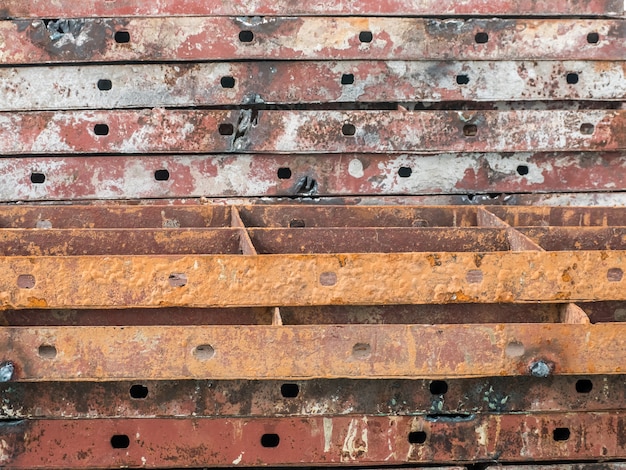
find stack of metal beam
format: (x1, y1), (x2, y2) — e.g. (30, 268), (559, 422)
(1, 1), (626, 468)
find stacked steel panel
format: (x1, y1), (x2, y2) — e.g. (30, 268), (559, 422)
(1, 1), (626, 469)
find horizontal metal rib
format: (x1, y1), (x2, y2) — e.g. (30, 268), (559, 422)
(2, 413), (626, 467)
(2, 376), (623, 419)
(4, 323), (626, 380)
(0, 110), (623, 155)
(1, 18), (623, 64)
(2, 0), (622, 17)
(2, 61), (626, 111)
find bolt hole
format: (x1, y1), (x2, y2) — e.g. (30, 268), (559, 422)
(38, 344), (57, 359)
(320, 272), (337, 286)
(277, 167), (292, 179)
(566, 73), (579, 84)
(475, 32), (489, 43)
(359, 31), (373, 43)
(17, 274), (36, 289)
(575, 379), (593, 394)
(342, 124), (356, 136)
(110, 435), (130, 449)
(30, 172), (46, 184)
(352, 343), (371, 359)
(341, 73), (355, 85)
(280, 383), (300, 398)
(429, 380), (448, 395)
(194, 344), (215, 360)
(456, 74), (470, 85)
(114, 31), (130, 43)
(398, 167), (412, 178)
(553, 428), (571, 441)
(408, 431), (427, 444)
(220, 76), (236, 88)
(219, 123), (234, 135)
(289, 219), (306, 228)
(94, 124), (109, 136)
(466, 269), (483, 283)
(239, 30), (254, 42)
(154, 169), (170, 181)
(516, 165), (529, 176)
(168, 273), (187, 287)
(129, 384), (149, 399)
(261, 433), (280, 448)
(463, 124), (477, 136)
(587, 32), (600, 44)
(580, 123), (595, 135)
(97, 79), (112, 91)
(607, 268), (623, 282)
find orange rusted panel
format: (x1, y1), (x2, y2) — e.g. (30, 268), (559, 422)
(1, 323), (625, 380)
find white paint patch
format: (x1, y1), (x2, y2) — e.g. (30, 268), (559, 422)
(0, 439), (10, 464)
(341, 417), (368, 461)
(232, 452), (244, 465)
(323, 417), (333, 452)
(348, 158), (364, 178)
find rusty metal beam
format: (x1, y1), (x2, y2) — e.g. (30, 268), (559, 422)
(2, 413), (626, 467)
(5, 152), (626, 201)
(1, 251), (626, 307)
(2, 323), (626, 380)
(1, 18), (624, 65)
(2, 0), (622, 17)
(1, 110), (623, 155)
(2, 376), (624, 419)
(2, 61), (626, 111)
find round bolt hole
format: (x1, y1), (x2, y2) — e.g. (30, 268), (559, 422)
(277, 167), (292, 179)
(94, 124), (109, 136)
(342, 124), (356, 136)
(475, 32), (489, 43)
(341, 73), (355, 85)
(398, 167), (412, 178)
(575, 379), (593, 394)
(220, 76), (236, 88)
(319, 272), (337, 286)
(38, 344), (57, 359)
(261, 433), (280, 448)
(110, 434), (130, 449)
(587, 32), (599, 44)
(17, 274), (36, 289)
(194, 344), (215, 360)
(129, 384), (149, 399)
(505, 341), (525, 357)
(114, 31), (130, 43)
(359, 31), (373, 43)
(607, 268), (623, 282)
(456, 74), (470, 85)
(580, 123), (595, 135)
(566, 73), (579, 84)
(97, 79), (112, 91)
(30, 172), (46, 184)
(352, 343), (371, 359)
(553, 428), (570, 441)
(239, 30), (254, 42)
(463, 124), (478, 136)
(219, 123), (234, 136)
(429, 380), (448, 395)
(408, 431), (427, 444)
(154, 169), (170, 181)
(280, 383), (300, 398)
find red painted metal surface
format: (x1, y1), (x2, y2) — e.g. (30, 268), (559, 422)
(2, 152), (625, 201)
(2, 0), (622, 17)
(1, 18), (624, 64)
(2, 413), (626, 467)
(2, 61), (626, 111)
(0, 109), (623, 155)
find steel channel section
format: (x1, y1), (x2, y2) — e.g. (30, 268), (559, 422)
(2, 323), (626, 380)
(0, 110), (623, 154)
(2, 61), (626, 111)
(3, 413), (626, 467)
(0, 18), (624, 64)
(1, 377), (625, 418)
(2, 153), (626, 201)
(1, 0), (622, 17)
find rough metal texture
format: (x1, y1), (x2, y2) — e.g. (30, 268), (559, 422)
(2, 152), (626, 201)
(2, 61), (626, 111)
(1, 18), (624, 64)
(0, 109), (623, 155)
(2, 0), (623, 17)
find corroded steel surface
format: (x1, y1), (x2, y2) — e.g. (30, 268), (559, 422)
(0, 110), (623, 155)
(2, 0), (622, 17)
(2, 376), (624, 418)
(2, 323), (626, 380)
(3, 413), (626, 467)
(3, 61), (626, 111)
(5, 152), (626, 201)
(1, 18), (624, 64)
